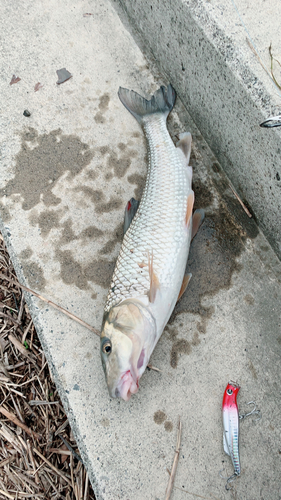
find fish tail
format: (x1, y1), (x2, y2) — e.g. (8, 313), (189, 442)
(118, 84), (176, 124)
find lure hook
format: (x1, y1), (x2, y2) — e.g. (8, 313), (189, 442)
(239, 401), (261, 421)
(225, 472), (239, 491)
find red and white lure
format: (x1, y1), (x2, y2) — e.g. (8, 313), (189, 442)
(222, 381), (241, 488)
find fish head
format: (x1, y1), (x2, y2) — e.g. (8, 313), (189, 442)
(100, 300), (156, 401)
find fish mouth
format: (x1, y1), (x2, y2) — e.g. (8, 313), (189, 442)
(115, 370), (139, 401)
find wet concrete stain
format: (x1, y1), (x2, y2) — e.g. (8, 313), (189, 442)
(153, 411), (173, 432)
(37, 210), (61, 237)
(19, 246), (46, 291)
(32, 209), (104, 244)
(164, 421), (173, 432)
(166, 326), (201, 368)
(98, 222), (123, 255)
(170, 339), (191, 369)
(192, 178), (214, 209)
(0, 128), (95, 214)
(100, 417), (110, 427)
(167, 176), (259, 368)
(127, 173), (146, 200)
(54, 218), (120, 290)
(74, 186), (122, 214)
(244, 294), (255, 306)
(94, 93), (110, 124)
(19, 247), (33, 260)
(21, 261), (46, 291)
(153, 410), (167, 424)
(0, 203), (11, 223)
(98, 144), (138, 179)
(56, 249), (88, 290)
(248, 359), (257, 379)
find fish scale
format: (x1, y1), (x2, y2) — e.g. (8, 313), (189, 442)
(104, 113), (191, 315)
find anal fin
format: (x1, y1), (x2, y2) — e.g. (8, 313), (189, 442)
(191, 209), (205, 240)
(176, 132), (192, 164)
(177, 273), (192, 302)
(185, 191), (194, 226)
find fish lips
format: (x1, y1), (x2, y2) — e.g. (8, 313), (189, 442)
(114, 369), (139, 401)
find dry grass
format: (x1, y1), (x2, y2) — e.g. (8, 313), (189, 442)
(0, 233), (96, 500)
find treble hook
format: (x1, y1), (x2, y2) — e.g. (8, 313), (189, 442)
(225, 472), (239, 491)
(239, 401), (261, 421)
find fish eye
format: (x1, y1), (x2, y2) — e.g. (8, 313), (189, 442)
(102, 339), (112, 355)
(227, 388), (233, 395)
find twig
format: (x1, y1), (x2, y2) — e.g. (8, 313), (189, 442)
(8, 334), (34, 360)
(84, 471), (89, 500)
(27, 439), (40, 485)
(246, 38), (273, 82)
(0, 489), (14, 499)
(48, 448), (72, 456)
(58, 434), (83, 463)
(29, 400), (59, 406)
(165, 418), (182, 500)
(228, 184), (252, 218)
(0, 455), (17, 467)
(0, 273), (100, 337)
(0, 311), (21, 326)
(0, 406), (41, 440)
(22, 319), (33, 345)
(269, 43), (281, 91)
(147, 364), (162, 372)
(33, 447), (72, 487)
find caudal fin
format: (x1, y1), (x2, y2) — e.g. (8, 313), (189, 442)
(118, 84), (176, 124)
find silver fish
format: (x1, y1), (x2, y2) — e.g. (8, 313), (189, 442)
(100, 85), (203, 400)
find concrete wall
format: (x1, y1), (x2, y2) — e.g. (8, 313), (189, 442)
(114, 0), (281, 259)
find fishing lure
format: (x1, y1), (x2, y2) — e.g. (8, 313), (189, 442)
(222, 381), (241, 488)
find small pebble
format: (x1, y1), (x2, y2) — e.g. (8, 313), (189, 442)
(23, 110), (31, 117)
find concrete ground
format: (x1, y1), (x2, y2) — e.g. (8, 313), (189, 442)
(0, 1), (280, 500)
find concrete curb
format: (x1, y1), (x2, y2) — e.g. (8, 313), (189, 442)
(113, 0), (281, 259)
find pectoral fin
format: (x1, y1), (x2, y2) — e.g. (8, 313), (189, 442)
(124, 198), (139, 234)
(177, 273), (192, 302)
(191, 209), (205, 240)
(148, 251), (160, 303)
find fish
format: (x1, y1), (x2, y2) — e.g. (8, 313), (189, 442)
(100, 84), (204, 401)
(222, 381), (241, 482)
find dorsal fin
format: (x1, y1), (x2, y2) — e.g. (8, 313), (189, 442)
(177, 273), (192, 302)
